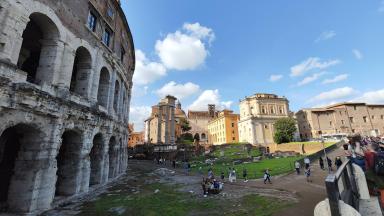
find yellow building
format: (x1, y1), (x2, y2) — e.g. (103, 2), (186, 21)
(207, 110), (240, 145)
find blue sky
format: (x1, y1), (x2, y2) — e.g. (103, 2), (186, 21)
(122, 0), (384, 131)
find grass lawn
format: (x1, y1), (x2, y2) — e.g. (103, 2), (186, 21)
(191, 156), (302, 179)
(79, 183), (292, 216)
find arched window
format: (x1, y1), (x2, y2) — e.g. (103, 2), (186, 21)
(113, 80), (120, 112)
(97, 67), (110, 108)
(17, 13), (59, 85)
(201, 133), (206, 140)
(70, 47), (92, 97)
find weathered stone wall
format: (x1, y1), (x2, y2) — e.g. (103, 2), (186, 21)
(0, 0), (134, 214)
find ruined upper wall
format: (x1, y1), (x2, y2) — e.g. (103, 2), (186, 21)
(34, 0), (135, 74)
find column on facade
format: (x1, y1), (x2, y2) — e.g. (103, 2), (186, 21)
(164, 105), (170, 144)
(108, 71), (117, 114)
(157, 104), (163, 143)
(251, 121), (257, 145)
(170, 105), (175, 145)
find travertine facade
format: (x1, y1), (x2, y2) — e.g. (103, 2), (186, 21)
(188, 104), (218, 144)
(0, 0), (135, 214)
(207, 110), (240, 145)
(145, 96), (183, 144)
(238, 93), (290, 146)
(296, 102), (384, 140)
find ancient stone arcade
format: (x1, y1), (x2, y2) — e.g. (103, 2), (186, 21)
(0, 0), (135, 214)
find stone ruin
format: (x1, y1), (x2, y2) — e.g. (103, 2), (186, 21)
(0, 0), (135, 214)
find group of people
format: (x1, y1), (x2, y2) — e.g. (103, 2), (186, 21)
(294, 158), (312, 182)
(318, 156), (343, 171)
(202, 169), (224, 197)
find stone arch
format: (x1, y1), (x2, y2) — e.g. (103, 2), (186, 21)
(97, 67), (110, 108)
(113, 80), (120, 112)
(55, 130), (83, 197)
(201, 133), (206, 140)
(0, 123), (44, 212)
(108, 136), (118, 179)
(89, 133), (104, 186)
(70, 47), (92, 97)
(17, 12), (60, 85)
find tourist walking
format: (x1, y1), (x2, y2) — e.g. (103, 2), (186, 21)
(263, 169), (271, 184)
(319, 157), (324, 170)
(232, 168), (237, 182)
(208, 168), (214, 179)
(243, 168), (248, 182)
(335, 156), (343, 170)
(305, 167), (312, 182)
(327, 157), (333, 171)
(172, 160), (176, 169)
(295, 161), (301, 175)
(201, 178), (208, 197)
(304, 157), (310, 169)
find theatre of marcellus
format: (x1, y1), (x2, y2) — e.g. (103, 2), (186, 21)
(0, 0), (135, 214)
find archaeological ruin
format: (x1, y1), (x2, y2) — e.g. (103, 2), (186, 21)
(0, 0), (135, 214)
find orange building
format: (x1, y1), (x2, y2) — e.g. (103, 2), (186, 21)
(128, 124), (144, 147)
(207, 110), (240, 145)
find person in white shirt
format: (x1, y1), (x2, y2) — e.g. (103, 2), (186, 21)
(304, 157), (310, 169)
(295, 161), (301, 175)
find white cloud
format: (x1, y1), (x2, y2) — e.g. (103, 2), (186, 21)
(183, 23), (215, 43)
(133, 50), (167, 85)
(297, 72), (326, 86)
(309, 87), (356, 103)
(315, 30), (336, 43)
(353, 89), (384, 104)
(132, 85), (149, 98)
(155, 22), (214, 70)
(188, 89), (232, 111)
(129, 106), (152, 131)
(155, 81), (200, 100)
(290, 57), (340, 77)
(322, 74), (349, 84)
(269, 74), (283, 82)
(352, 49), (363, 60)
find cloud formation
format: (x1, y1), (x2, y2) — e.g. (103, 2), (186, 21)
(353, 89), (384, 104)
(297, 72), (326, 86)
(269, 74), (283, 82)
(155, 22), (214, 70)
(290, 57), (340, 77)
(352, 49), (363, 60)
(155, 81), (200, 100)
(129, 106), (152, 131)
(188, 89), (232, 111)
(315, 30), (336, 43)
(322, 74), (349, 84)
(309, 87), (356, 103)
(133, 50), (167, 85)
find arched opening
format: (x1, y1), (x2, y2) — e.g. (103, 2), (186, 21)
(0, 124), (43, 212)
(113, 80), (120, 112)
(55, 130), (82, 198)
(201, 133), (206, 140)
(108, 136), (118, 179)
(70, 47), (92, 97)
(97, 67), (110, 108)
(17, 13), (59, 85)
(89, 133), (103, 186)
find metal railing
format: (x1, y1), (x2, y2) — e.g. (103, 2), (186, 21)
(325, 159), (360, 216)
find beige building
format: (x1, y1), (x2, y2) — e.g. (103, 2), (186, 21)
(144, 96), (187, 144)
(188, 104), (218, 144)
(207, 110), (240, 145)
(238, 93), (290, 146)
(296, 102), (384, 140)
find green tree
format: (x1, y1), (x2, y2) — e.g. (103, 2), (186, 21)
(180, 118), (191, 132)
(273, 117), (297, 144)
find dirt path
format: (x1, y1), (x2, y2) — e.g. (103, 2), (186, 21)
(43, 146), (345, 216)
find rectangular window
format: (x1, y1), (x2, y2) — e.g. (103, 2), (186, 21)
(381, 115), (384, 120)
(363, 116), (367, 123)
(107, 7), (114, 18)
(354, 106), (357, 110)
(329, 121), (332, 126)
(349, 117), (354, 123)
(103, 28), (112, 46)
(341, 120), (344, 125)
(231, 123), (234, 127)
(88, 12), (97, 32)
(372, 115), (375, 120)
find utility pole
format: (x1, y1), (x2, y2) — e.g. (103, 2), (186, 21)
(317, 112), (330, 173)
